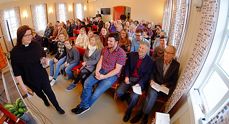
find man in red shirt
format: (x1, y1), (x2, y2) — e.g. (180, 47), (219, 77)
(71, 32), (126, 115)
(115, 41), (153, 122)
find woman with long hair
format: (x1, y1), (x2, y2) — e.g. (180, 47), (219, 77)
(10, 25), (65, 114)
(119, 29), (131, 52)
(66, 34), (103, 91)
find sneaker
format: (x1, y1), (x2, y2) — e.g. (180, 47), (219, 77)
(66, 83), (77, 91)
(74, 107), (90, 115)
(49, 76), (53, 81)
(50, 79), (56, 86)
(71, 105), (80, 113)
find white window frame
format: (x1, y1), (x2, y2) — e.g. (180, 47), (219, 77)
(0, 8), (20, 41)
(56, 3), (68, 22)
(31, 4), (47, 33)
(190, 0), (229, 123)
(75, 3), (84, 20)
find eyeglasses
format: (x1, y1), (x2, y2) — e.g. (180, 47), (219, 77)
(23, 34), (32, 37)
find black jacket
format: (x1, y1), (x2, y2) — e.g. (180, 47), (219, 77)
(125, 52), (153, 90)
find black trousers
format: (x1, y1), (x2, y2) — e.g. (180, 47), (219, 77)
(73, 68), (91, 86)
(29, 83), (61, 109)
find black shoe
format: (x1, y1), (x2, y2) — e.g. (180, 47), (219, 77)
(71, 105), (80, 113)
(130, 111), (143, 123)
(123, 111), (131, 122)
(74, 107), (90, 115)
(140, 114), (148, 124)
(56, 107), (65, 114)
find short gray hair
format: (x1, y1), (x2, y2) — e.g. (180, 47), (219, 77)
(167, 45), (177, 54)
(139, 41), (150, 48)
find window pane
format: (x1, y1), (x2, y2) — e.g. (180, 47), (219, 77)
(76, 3), (83, 20)
(202, 71), (228, 111)
(219, 38), (229, 75)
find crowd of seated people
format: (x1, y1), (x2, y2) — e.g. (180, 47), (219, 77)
(27, 14), (179, 124)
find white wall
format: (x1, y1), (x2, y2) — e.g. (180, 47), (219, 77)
(88, 0), (166, 24)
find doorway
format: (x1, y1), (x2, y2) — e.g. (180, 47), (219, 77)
(113, 6), (131, 20)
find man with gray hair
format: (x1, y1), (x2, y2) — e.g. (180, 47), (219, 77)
(130, 45), (180, 124)
(115, 41), (153, 122)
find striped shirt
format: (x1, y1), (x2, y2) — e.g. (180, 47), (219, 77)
(101, 46), (126, 76)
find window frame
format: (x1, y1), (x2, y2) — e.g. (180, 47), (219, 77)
(31, 3), (48, 33)
(197, 16), (229, 119)
(56, 3), (68, 22)
(0, 7), (21, 42)
(74, 3), (84, 20)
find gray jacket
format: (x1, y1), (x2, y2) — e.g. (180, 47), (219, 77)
(83, 49), (101, 72)
(66, 47), (80, 65)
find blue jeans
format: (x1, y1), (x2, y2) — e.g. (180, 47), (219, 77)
(60, 62), (78, 79)
(116, 77), (140, 112)
(142, 87), (158, 114)
(49, 56), (66, 79)
(80, 69), (118, 108)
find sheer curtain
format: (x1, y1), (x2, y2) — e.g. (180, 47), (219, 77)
(0, 7), (20, 42)
(75, 3), (84, 20)
(56, 3), (68, 22)
(31, 4), (47, 33)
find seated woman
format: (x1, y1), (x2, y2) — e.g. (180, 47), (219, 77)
(119, 29), (131, 53)
(50, 40), (80, 86)
(66, 35), (103, 91)
(49, 33), (67, 83)
(75, 27), (89, 49)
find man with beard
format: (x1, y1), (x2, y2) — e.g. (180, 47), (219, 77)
(71, 32), (126, 115)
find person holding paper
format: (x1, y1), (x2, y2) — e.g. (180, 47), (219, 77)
(130, 45), (180, 124)
(115, 41), (153, 122)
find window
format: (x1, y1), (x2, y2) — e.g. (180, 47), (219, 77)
(0, 8), (20, 41)
(75, 3), (83, 20)
(56, 3), (67, 22)
(31, 4), (47, 32)
(190, 1), (229, 122)
(218, 38), (229, 75)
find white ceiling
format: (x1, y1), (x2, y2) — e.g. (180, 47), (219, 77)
(0, 0), (19, 4)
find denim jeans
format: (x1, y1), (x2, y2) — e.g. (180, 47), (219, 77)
(80, 69), (118, 108)
(142, 87), (158, 114)
(116, 77), (140, 112)
(60, 62), (78, 79)
(49, 56), (66, 79)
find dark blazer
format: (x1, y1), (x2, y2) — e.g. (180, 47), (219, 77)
(151, 57), (180, 95)
(125, 52), (153, 90)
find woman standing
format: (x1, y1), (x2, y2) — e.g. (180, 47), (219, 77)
(66, 35), (103, 91)
(10, 25), (65, 114)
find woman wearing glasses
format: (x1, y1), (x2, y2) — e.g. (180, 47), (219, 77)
(10, 25), (65, 114)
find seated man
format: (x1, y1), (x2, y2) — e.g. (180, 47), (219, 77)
(130, 29), (149, 52)
(71, 32), (126, 115)
(130, 45), (180, 124)
(115, 41), (153, 122)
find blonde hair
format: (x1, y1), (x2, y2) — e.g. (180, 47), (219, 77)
(89, 34), (103, 50)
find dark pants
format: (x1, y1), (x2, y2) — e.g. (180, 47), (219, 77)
(116, 77), (140, 113)
(73, 68), (92, 85)
(30, 83), (61, 109)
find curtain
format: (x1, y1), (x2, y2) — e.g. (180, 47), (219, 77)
(56, 3), (68, 23)
(31, 4), (47, 33)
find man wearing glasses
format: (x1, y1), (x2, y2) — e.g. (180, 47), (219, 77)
(130, 45), (180, 124)
(130, 29), (150, 52)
